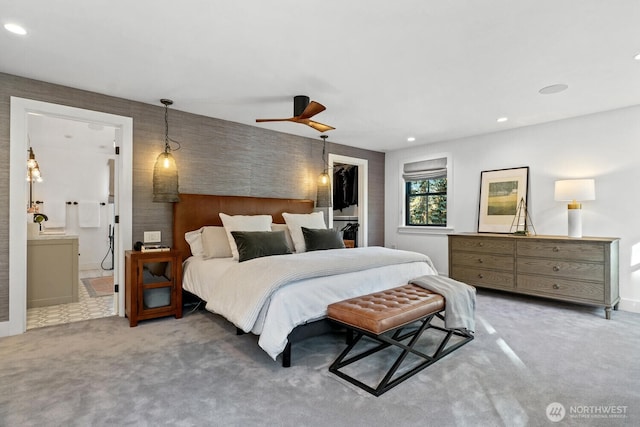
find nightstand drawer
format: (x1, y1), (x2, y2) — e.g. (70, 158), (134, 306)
(450, 237), (514, 254)
(516, 259), (604, 282)
(450, 252), (513, 271)
(450, 267), (514, 290)
(518, 275), (604, 302)
(517, 240), (604, 262)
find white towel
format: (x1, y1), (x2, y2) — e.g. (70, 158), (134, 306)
(78, 201), (101, 228)
(44, 200), (66, 228)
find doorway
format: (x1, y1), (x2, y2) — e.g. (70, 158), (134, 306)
(5, 97), (132, 337)
(26, 114), (118, 329)
(328, 154), (368, 247)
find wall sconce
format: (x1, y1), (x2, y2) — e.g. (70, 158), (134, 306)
(554, 179), (595, 238)
(26, 146), (43, 212)
(316, 135), (332, 208)
(153, 99), (180, 203)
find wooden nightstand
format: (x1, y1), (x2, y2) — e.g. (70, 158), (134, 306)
(125, 249), (183, 327)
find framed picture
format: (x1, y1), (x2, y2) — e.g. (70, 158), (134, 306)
(478, 166), (529, 233)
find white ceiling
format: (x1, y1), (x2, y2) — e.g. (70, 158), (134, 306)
(2, 1), (640, 152)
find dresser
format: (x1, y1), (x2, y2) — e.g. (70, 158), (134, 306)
(448, 233), (619, 319)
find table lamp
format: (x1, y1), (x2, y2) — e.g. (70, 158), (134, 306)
(554, 179), (595, 238)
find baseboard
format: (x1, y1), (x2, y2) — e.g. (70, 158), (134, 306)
(80, 263), (101, 271)
(618, 297), (640, 314)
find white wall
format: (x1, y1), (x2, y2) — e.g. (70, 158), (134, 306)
(385, 105), (640, 313)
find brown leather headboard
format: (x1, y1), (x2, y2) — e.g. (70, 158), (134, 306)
(172, 194), (315, 261)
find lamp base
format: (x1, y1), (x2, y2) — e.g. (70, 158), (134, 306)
(567, 207), (582, 238)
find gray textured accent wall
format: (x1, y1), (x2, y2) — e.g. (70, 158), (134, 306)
(0, 72), (385, 322)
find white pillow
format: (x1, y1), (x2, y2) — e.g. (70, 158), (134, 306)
(283, 211), (326, 253)
(201, 226), (233, 259)
(271, 223), (294, 252)
(219, 213), (273, 260)
(184, 227), (205, 257)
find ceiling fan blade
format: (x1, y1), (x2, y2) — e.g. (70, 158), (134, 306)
(297, 101), (326, 120)
(255, 117), (295, 123)
(304, 120), (335, 132)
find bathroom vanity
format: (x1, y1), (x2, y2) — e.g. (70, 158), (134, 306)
(27, 235), (79, 308)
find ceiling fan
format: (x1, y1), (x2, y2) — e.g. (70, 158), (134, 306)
(256, 95), (335, 132)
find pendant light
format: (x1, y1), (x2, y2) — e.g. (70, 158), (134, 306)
(153, 99), (180, 202)
(316, 135), (332, 208)
(26, 146), (43, 212)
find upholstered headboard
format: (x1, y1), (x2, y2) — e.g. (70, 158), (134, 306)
(172, 194), (315, 261)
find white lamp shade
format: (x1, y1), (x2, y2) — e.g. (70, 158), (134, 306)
(554, 179), (595, 202)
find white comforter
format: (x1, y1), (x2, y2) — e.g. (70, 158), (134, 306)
(184, 246), (437, 359)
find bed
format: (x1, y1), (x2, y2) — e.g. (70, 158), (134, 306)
(173, 194), (438, 366)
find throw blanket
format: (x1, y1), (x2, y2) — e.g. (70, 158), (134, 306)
(410, 275), (476, 332)
(209, 247), (434, 332)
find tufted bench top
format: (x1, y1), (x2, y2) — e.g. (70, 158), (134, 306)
(327, 284), (444, 335)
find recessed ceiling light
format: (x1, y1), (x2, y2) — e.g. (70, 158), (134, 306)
(634, 53), (640, 61)
(539, 84), (568, 95)
(407, 137), (416, 142)
(4, 23), (27, 35)
(497, 117), (508, 123)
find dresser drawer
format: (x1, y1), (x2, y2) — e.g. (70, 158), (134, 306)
(517, 240), (604, 262)
(450, 267), (514, 290)
(516, 259), (604, 282)
(517, 274), (604, 302)
(450, 237), (514, 255)
(450, 252), (513, 271)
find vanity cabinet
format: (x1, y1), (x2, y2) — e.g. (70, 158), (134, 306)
(27, 236), (79, 308)
(448, 233), (619, 319)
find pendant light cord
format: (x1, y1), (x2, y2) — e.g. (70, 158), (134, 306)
(161, 99), (181, 153)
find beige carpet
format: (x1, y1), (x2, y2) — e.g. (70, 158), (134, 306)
(81, 276), (113, 297)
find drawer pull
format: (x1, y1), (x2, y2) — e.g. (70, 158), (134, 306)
(552, 247), (560, 252)
(478, 258), (484, 263)
(553, 266), (560, 272)
(552, 284), (560, 290)
(478, 274), (484, 279)
(479, 242), (484, 247)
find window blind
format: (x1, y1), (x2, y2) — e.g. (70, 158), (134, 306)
(402, 157), (447, 180)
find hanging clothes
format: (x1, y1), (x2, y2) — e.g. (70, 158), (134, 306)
(347, 165), (358, 206)
(333, 166), (348, 210)
(333, 165), (358, 211)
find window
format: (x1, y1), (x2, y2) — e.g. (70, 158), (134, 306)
(403, 157), (448, 227)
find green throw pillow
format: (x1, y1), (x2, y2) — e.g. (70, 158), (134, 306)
(302, 227), (346, 251)
(231, 230), (292, 262)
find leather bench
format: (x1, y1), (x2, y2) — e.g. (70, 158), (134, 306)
(327, 283), (473, 396)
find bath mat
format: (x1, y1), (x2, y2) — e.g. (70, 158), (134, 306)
(82, 276), (114, 297)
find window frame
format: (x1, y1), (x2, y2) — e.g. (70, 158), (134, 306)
(405, 177), (447, 227)
(398, 154), (453, 234)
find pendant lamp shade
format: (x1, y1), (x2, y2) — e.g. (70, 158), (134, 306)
(153, 150), (179, 202)
(153, 99), (180, 203)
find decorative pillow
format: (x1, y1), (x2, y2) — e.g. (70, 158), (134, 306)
(282, 211), (326, 253)
(271, 223), (294, 252)
(231, 231), (292, 262)
(302, 227), (346, 251)
(219, 213), (273, 260)
(184, 227), (205, 257)
(201, 226), (233, 259)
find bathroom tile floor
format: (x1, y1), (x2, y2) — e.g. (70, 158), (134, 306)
(27, 269), (115, 330)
